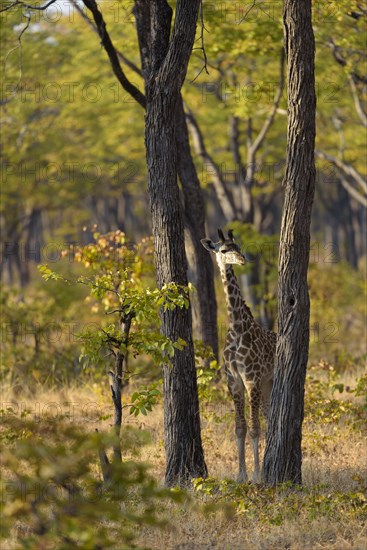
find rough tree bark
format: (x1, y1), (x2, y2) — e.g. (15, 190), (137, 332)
(262, 0), (316, 485)
(77, 0), (209, 486)
(75, 0), (219, 359)
(175, 97), (218, 359)
(144, 0), (207, 486)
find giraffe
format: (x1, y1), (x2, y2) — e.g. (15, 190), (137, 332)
(201, 228), (276, 483)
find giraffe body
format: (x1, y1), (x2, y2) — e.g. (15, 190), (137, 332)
(201, 229), (276, 482)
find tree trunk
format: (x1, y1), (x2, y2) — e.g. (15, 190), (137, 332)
(175, 97), (219, 359)
(133, 0), (218, 360)
(262, 0), (316, 485)
(144, 0), (207, 486)
(338, 181), (358, 268)
(110, 350), (123, 463)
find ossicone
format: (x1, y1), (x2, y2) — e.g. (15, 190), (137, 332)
(218, 228), (225, 243)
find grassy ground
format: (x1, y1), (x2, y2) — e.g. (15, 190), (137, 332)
(1, 365), (366, 550)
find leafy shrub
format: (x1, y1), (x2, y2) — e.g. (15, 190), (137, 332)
(192, 477), (367, 527)
(1, 416), (186, 549)
(304, 362), (367, 434)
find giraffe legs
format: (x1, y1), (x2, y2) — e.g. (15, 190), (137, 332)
(244, 381), (261, 483)
(226, 366), (248, 483)
(235, 393), (247, 483)
(260, 377), (273, 424)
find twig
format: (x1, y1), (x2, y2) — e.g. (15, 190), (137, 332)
(348, 74), (367, 128)
(81, 0), (146, 108)
(315, 150), (367, 193)
(185, 104), (238, 220)
(316, 150), (367, 207)
(101, 329), (122, 346)
(2, 10), (31, 103)
(239, 0), (257, 24)
(0, 0), (57, 13)
(329, 38), (367, 85)
(105, 309), (124, 315)
(69, 0), (143, 78)
(250, 48), (286, 156)
(191, 0), (209, 82)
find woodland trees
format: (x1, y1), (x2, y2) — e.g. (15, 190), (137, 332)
(136, 0), (207, 485)
(1, 2), (365, 284)
(74, 0), (209, 485)
(262, 0), (316, 485)
(1, 0), (366, 489)
(2, 0), (210, 486)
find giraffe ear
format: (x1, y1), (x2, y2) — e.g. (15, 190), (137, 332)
(201, 239), (216, 252)
(218, 228), (225, 243)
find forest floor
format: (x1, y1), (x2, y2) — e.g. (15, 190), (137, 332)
(1, 365), (366, 550)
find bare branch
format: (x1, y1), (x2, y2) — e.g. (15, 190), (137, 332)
(229, 115), (246, 186)
(239, 0), (257, 24)
(329, 38), (367, 85)
(227, 49), (285, 221)
(250, 49), (286, 156)
(82, 0), (146, 108)
(0, 0), (57, 13)
(1, 10), (31, 104)
(348, 74), (367, 128)
(316, 150), (367, 207)
(0, 1), (19, 12)
(229, 115), (254, 221)
(315, 150), (367, 193)
(185, 106), (238, 221)
(70, 0), (142, 78)
(191, 0), (209, 83)
(339, 177), (367, 207)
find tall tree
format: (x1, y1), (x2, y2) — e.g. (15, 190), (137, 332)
(85, 0), (210, 483)
(74, 0), (209, 485)
(139, 0), (207, 485)
(1, 0), (208, 486)
(133, 0), (218, 358)
(262, 0), (316, 485)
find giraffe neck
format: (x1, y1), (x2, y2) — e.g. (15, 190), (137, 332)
(219, 263), (254, 330)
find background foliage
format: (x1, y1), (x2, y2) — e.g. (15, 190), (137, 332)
(0, 1), (366, 548)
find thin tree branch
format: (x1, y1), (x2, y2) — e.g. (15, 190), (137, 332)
(191, 0), (209, 82)
(0, 0), (57, 13)
(339, 177), (367, 208)
(239, 0), (257, 24)
(228, 50), (285, 221)
(250, 49), (286, 155)
(185, 106), (238, 221)
(229, 115), (246, 187)
(316, 151), (367, 207)
(1, 9), (30, 103)
(329, 38), (367, 85)
(315, 150), (367, 193)
(227, 49), (285, 222)
(82, 0), (146, 108)
(70, 0), (142, 78)
(348, 74), (367, 128)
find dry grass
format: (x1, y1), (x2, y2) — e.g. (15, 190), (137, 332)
(1, 368), (366, 550)
(132, 401), (366, 550)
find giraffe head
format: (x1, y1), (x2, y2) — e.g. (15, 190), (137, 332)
(201, 229), (246, 266)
